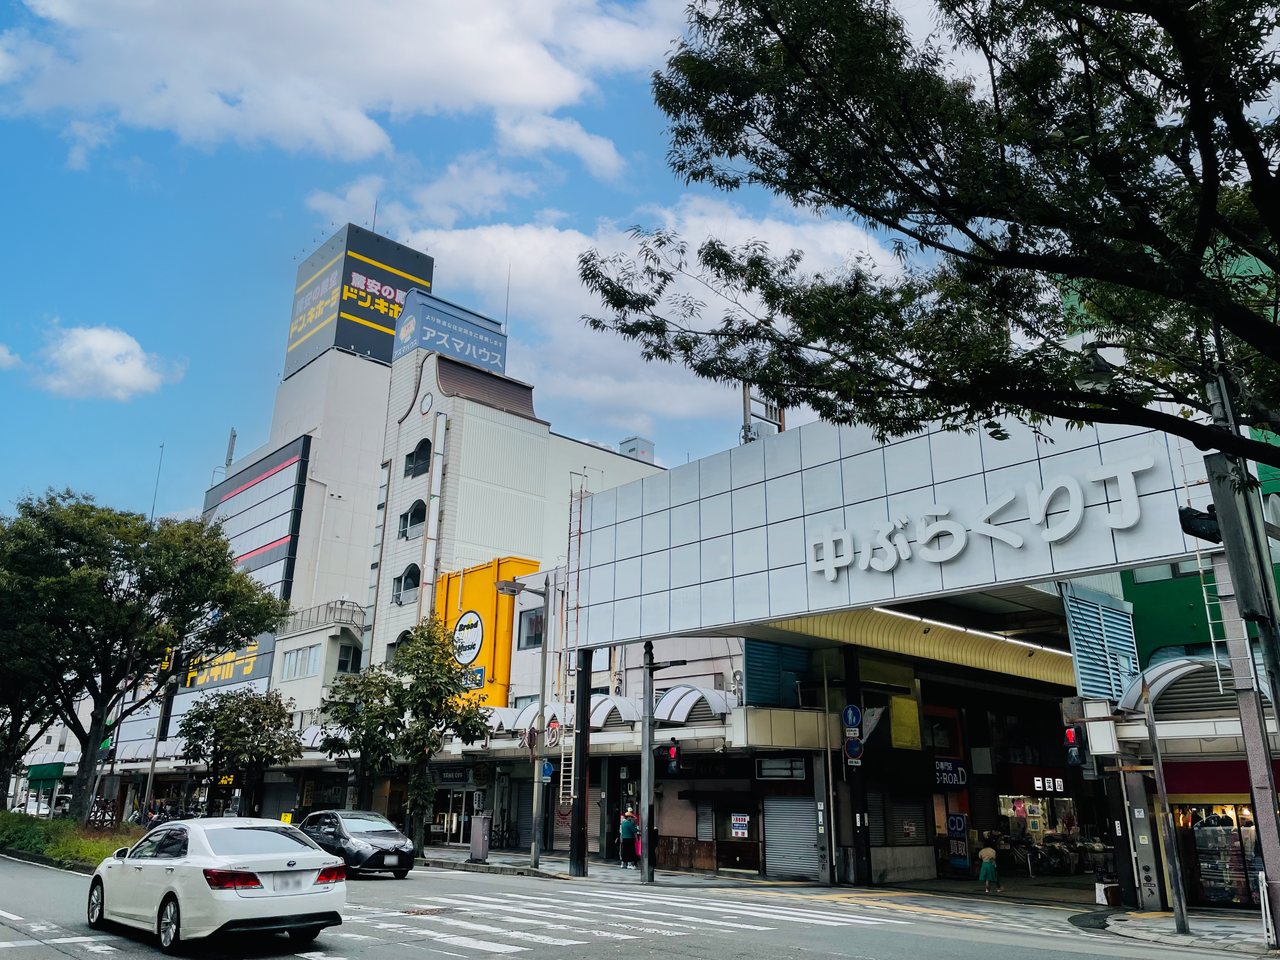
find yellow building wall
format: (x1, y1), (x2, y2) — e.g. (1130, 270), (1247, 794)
(435, 556), (538, 707)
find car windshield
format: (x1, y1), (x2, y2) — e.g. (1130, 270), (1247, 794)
(205, 826), (320, 855)
(340, 813), (400, 835)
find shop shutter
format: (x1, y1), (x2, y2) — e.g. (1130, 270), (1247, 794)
(969, 785), (999, 834)
(697, 803), (715, 841)
(516, 781), (534, 850)
(891, 798), (928, 846)
(588, 786), (602, 853)
(763, 796), (820, 879)
(867, 786), (886, 846)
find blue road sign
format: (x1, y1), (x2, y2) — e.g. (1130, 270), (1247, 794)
(542, 760), (554, 779)
(842, 704), (862, 729)
(843, 737), (864, 761)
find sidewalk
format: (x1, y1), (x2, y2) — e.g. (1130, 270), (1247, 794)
(1106, 911), (1272, 955)
(885, 872), (1099, 906)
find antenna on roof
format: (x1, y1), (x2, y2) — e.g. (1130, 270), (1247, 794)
(149, 443), (165, 523)
(504, 262), (511, 332)
(372, 197), (379, 234)
(225, 428), (237, 469)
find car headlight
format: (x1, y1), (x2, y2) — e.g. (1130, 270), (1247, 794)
(348, 838), (373, 851)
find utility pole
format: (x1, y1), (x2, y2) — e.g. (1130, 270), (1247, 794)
(640, 642), (685, 884)
(1141, 678), (1189, 934)
(569, 647), (594, 877)
(496, 577), (551, 870)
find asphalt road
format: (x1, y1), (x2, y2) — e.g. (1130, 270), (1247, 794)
(0, 856), (1230, 960)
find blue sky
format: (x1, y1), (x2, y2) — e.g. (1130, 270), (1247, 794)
(0, 0), (888, 517)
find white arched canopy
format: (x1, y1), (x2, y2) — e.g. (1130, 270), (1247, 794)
(486, 707), (520, 733)
(589, 694), (641, 730)
(512, 701), (572, 732)
(1118, 657), (1273, 713)
(654, 685), (738, 725)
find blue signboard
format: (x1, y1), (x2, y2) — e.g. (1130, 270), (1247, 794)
(935, 758), (970, 787)
(843, 737), (864, 761)
(947, 813), (970, 869)
(842, 704), (862, 728)
(542, 760), (554, 779)
(393, 289), (507, 373)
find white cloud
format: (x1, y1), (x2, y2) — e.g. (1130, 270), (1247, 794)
(0, 344), (20, 370)
(60, 118), (112, 170)
(496, 114), (625, 179)
(2, 0), (682, 167)
(36, 325), (183, 401)
(396, 195), (894, 435)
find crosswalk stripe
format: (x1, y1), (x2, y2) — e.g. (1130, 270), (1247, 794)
(504, 895), (774, 931)
(583, 890), (906, 926)
(0, 911), (23, 922)
(418, 915), (586, 946)
(401, 926), (527, 954)
(0, 942), (40, 949)
(413, 899), (639, 940)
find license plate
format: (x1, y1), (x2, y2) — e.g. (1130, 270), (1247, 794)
(273, 873), (306, 892)
(383, 855), (398, 866)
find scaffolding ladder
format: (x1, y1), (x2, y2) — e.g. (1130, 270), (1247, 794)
(558, 473), (589, 807)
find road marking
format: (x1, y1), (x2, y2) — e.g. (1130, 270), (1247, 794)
(0, 911), (22, 922)
(415, 916), (586, 947)
(0, 942), (40, 949)
(582, 890), (887, 927)
(412, 900), (640, 941)
(45, 938), (116, 944)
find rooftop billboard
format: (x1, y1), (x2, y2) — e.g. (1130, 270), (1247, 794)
(393, 289), (507, 374)
(285, 224), (436, 379)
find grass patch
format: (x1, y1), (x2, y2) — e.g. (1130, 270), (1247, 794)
(0, 811), (143, 866)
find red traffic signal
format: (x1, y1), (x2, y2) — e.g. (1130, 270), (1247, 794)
(1064, 723), (1087, 765)
(1064, 726), (1079, 745)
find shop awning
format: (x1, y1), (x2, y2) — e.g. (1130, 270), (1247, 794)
(26, 761), (64, 791)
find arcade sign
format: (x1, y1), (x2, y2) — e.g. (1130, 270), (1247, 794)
(807, 456), (1155, 583)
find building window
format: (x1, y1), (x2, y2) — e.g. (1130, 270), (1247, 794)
(337, 644), (363, 674)
(385, 630), (411, 664)
(399, 500), (427, 540)
(404, 438), (432, 479)
(514, 694), (538, 709)
(518, 608), (544, 650)
(281, 644), (320, 681)
(755, 758), (805, 780)
(392, 565), (421, 606)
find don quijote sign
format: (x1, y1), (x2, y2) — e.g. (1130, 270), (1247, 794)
(807, 456), (1155, 583)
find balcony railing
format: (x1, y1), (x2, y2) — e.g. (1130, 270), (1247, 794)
(279, 600), (366, 638)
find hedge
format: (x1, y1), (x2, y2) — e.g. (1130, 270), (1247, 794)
(0, 811), (144, 867)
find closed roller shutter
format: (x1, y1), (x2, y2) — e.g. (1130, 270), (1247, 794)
(867, 786), (887, 846)
(697, 803), (715, 842)
(891, 798), (928, 845)
(763, 796), (820, 880)
(588, 786), (602, 853)
(516, 781), (534, 850)
(969, 786), (999, 834)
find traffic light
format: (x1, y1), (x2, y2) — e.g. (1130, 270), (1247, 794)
(1064, 723), (1087, 766)
(1178, 505), (1222, 544)
(656, 740), (680, 775)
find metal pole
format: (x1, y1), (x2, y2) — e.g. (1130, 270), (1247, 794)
(142, 718), (162, 824)
(822, 661), (836, 885)
(530, 577), (551, 870)
(1141, 678), (1190, 934)
(640, 641), (654, 883)
(1214, 552), (1280, 943)
(569, 646), (593, 877)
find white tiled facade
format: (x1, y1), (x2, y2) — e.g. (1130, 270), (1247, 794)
(576, 418), (1205, 646)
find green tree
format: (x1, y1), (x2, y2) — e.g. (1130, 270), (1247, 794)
(320, 666), (406, 811)
(176, 687), (303, 817)
(580, 0), (1280, 466)
(390, 617), (489, 855)
(2, 490), (290, 822)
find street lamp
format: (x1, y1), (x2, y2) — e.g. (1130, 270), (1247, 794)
(497, 576), (551, 870)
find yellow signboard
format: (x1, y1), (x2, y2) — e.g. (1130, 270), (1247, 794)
(435, 556), (538, 708)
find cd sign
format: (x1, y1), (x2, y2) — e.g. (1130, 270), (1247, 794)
(453, 611), (484, 665)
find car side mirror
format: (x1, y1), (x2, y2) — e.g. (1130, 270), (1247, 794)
(113, 847), (129, 859)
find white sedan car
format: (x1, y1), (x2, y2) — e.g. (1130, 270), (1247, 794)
(87, 818), (345, 954)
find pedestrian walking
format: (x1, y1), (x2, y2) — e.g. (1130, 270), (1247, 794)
(619, 809), (638, 869)
(979, 837), (1003, 893)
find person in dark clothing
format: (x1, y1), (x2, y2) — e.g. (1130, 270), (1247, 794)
(619, 809), (639, 868)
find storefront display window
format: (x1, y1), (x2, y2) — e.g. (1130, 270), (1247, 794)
(998, 795), (1079, 841)
(1174, 804), (1262, 907)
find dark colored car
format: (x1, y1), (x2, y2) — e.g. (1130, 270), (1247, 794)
(299, 810), (414, 879)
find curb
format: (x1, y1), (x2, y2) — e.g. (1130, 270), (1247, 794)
(1105, 916), (1276, 956)
(1, 848), (96, 876)
(416, 857), (565, 881)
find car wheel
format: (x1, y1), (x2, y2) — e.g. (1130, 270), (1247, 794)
(87, 879), (106, 930)
(393, 869), (409, 879)
(157, 896), (182, 955)
(288, 927), (322, 944)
